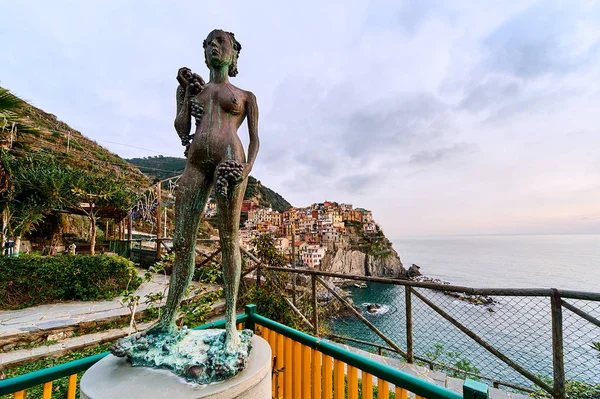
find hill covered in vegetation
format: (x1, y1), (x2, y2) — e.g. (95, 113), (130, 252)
(127, 156), (292, 212)
(0, 87), (150, 190)
(1, 87), (151, 253)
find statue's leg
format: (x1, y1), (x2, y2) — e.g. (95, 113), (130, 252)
(216, 177), (248, 351)
(150, 167), (212, 333)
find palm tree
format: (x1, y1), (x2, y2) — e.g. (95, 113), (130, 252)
(0, 88), (22, 151)
(0, 87), (44, 252)
(0, 87), (40, 145)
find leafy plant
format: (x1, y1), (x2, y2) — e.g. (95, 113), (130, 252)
(0, 254), (140, 309)
(194, 260), (223, 284)
(422, 344), (481, 379)
(529, 375), (600, 399)
(177, 288), (224, 328)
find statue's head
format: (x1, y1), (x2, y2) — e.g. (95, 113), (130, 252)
(203, 29), (242, 77)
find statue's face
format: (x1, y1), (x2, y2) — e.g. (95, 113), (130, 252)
(204, 30), (235, 69)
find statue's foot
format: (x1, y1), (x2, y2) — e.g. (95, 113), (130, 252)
(110, 328), (254, 384)
(145, 319), (177, 336)
(224, 329), (241, 353)
(109, 324), (186, 358)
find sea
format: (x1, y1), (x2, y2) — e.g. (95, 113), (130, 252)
(329, 235), (600, 388)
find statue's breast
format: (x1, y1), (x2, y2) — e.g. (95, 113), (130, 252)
(216, 90), (243, 115)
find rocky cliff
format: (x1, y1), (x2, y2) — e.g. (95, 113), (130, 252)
(320, 224), (406, 282)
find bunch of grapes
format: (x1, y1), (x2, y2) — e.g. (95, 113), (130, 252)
(190, 100), (203, 118)
(215, 160), (244, 197)
(189, 74), (204, 95)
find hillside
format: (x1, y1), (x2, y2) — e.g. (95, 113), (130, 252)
(0, 87), (150, 191)
(127, 156), (292, 212)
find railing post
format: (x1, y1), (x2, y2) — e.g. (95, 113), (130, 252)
(405, 286), (414, 363)
(312, 274), (319, 336)
(551, 289), (566, 399)
(463, 379), (488, 399)
(245, 304), (257, 332)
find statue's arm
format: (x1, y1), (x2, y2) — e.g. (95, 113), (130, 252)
(174, 68), (204, 156)
(244, 92), (260, 176)
(174, 84), (192, 145)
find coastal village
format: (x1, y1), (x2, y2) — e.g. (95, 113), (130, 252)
(204, 198), (378, 269)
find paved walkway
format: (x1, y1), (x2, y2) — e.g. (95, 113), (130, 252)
(0, 269), (219, 345)
(0, 300), (227, 370)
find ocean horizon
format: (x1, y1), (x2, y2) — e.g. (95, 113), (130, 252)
(391, 234), (600, 291)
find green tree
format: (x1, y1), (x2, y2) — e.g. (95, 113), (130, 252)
(0, 151), (64, 253)
(56, 167), (135, 255)
(0, 88), (46, 251)
(250, 233), (288, 267)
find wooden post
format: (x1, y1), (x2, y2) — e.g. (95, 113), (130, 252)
(127, 212), (133, 257)
(551, 289), (566, 399)
(105, 221), (109, 240)
(119, 218), (124, 240)
(312, 274), (319, 336)
(128, 212), (133, 241)
(406, 286), (414, 363)
(155, 184), (162, 259)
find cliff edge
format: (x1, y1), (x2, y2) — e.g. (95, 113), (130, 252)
(320, 222), (406, 280)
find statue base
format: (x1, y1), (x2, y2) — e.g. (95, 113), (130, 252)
(80, 335), (272, 399)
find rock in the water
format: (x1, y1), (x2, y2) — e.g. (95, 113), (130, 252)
(366, 303), (382, 314)
(109, 328), (253, 384)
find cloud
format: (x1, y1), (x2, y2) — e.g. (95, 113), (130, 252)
(409, 143), (477, 165)
(482, 0), (600, 79)
(459, 76), (522, 113)
(335, 172), (380, 195)
(340, 92), (450, 159)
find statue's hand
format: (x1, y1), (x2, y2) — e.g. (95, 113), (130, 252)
(187, 73), (205, 96)
(176, 67), (192, 87)
(178, 67), (205, 93)
(241, 163), (252, 181)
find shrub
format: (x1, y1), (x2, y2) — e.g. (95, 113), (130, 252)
(0, 254), (141, 309)
(530, 376), (600, 399)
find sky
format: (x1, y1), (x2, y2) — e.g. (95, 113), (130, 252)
(2, 0), (600, 237)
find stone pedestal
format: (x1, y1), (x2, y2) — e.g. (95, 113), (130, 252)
(80, 335), (271, 399)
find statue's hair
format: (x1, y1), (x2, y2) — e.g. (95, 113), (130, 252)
(203, 30), (242, 77)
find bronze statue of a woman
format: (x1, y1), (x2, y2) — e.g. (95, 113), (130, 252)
(110, 29), (259, 384)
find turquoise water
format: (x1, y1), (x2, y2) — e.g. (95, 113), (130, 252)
(329, 235), (600, 388)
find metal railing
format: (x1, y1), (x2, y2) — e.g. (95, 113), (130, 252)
(258, 266), (600, 399)
(0, 307), (485, 399)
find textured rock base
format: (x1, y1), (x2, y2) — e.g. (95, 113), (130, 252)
(109, 328), (253, 384)
(81, 335), (272, 399)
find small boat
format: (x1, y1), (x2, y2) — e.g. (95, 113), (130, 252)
(354, 282), (367, 289)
